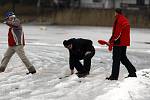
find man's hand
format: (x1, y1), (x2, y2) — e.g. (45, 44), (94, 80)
(71, 70), (74, 75)
(108, 45), (113, 52)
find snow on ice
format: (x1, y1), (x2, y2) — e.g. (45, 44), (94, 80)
(0, 24), (150, 100)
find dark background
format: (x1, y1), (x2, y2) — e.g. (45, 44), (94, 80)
(0, 0), (150, 28)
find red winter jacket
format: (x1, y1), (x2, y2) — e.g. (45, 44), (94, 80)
(109, 14), (130, 46)
(7, 18), (25, 47)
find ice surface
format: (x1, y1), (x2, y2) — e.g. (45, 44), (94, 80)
(0, 24), (150, 100)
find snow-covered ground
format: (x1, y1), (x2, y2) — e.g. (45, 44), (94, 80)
(0, 24), (150, 100)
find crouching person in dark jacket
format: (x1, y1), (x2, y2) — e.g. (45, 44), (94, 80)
(63, 38), (95, 78)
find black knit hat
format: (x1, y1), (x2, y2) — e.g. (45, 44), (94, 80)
(63, 40), (72, 47)
(115, 8), (122, 14)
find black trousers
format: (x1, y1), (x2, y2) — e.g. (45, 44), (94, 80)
(111, 46), (136, 78)
(74, 51), (95, 74)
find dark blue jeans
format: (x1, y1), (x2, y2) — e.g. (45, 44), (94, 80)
(111, 46), (136, 78)
(74, 51), (95, 74)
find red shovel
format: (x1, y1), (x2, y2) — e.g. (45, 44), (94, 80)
(98, 40), (113, 51)
(98, 40), (109, 45)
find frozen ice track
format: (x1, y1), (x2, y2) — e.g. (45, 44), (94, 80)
(0, 25), (150, 100)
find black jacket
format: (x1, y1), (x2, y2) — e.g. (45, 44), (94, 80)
(68, 38), (95, 70)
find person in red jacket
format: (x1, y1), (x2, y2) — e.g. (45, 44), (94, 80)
(0, 12), (36, 74)
(106, 8), (137, 80)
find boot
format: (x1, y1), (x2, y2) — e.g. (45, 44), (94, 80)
(26, 66), (36, 74)
(26, 70), (36, 75)
(0, 67), (5, 73)
(106, 76), (118, 80)
(77, 72), (89, 78)
(125, 73), (137, 78)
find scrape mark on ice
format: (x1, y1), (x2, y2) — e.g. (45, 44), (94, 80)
(0, 25), (150, 100)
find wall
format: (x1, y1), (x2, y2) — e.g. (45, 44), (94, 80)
(46, 8), (150, 28)
(0, 7), (149, 28)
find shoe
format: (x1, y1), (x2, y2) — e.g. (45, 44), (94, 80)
(0, 67), (5, 73)
(26, 70), (36, 75)
(75, 71), (82, 75)
(106, 76), (118, 80)
(75, 71), (89, 75)
(0, 70), (4, 73)
(125, 73), (137, 78)
(77, 72), (89, 78)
